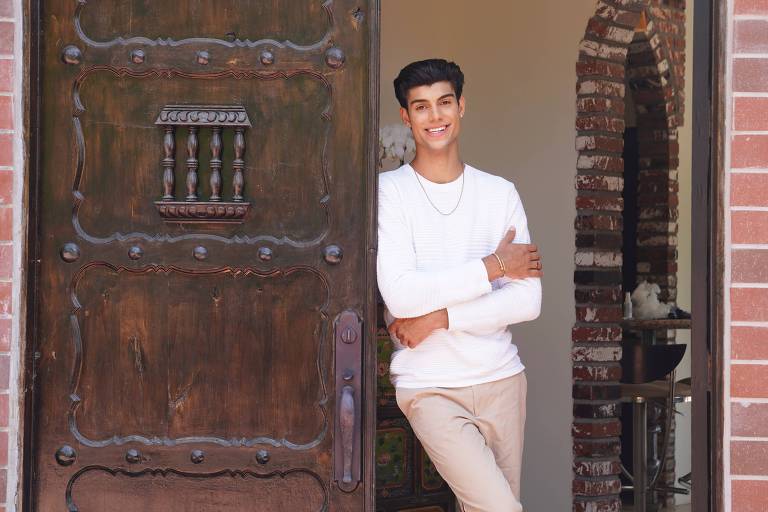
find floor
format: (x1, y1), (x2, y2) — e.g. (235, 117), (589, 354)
(623, 504), (692, 512)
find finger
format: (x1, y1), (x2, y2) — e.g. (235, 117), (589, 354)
(529, 251), (541, 261)
(527, 243), (538, 252)
(504, 228), (517, 243)
(528, 269), (543, 278)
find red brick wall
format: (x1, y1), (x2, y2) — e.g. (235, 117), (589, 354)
(0, 0), (13, 509)
(728, 1), (768, 510)
(574, 1), (686, 510)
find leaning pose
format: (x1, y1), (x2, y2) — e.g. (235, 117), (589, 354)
(377, 59), (543, 512)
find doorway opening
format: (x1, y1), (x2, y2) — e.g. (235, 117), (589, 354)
(375, 0), (720, 511)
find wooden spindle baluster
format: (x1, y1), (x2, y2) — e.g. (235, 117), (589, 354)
(185, 126), (199, 201)
(209, 126), (223, 201)
(232, 127), (245, 201)
(161, 126), (175, 200)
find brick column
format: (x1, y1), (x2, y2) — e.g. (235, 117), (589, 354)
(728, 1), (768, 510)
(574, 1), (685, 510)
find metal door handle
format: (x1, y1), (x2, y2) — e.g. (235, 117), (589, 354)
(339, 383), (355, 483)
(334, 310), (361, 491)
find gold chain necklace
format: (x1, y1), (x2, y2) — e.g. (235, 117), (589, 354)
(412, 165), (465, 216)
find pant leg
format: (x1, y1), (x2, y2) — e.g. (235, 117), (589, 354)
(473, 372), (527, 501)
(396, 386), (522, 512)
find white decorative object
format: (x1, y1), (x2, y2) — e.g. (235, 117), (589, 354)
(631, 281), (673, 319)
(379, 123), (415, 169)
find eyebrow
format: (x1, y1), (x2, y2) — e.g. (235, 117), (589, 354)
(409, 93), (456, 106)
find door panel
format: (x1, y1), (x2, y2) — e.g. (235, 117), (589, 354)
(69, 468), (328, 511)
(73, 69), (331, 242)
(77, 0), (329, 46)
(32, 1), (376, 510)
(72, 265), (327, 445)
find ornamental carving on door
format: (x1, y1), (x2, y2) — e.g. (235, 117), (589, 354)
(70, 67), (333, 245)
(66, 467), (329, 511)
(67, 262), (331, 449)
(74, 0), (335, 49)
(153, 105), (252, 224)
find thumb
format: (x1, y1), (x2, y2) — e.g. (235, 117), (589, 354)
(504, 227), (517, 243)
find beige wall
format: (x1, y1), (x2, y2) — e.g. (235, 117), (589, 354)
(381, 2), (598, 509)
(673, 0), (694, 503)
(381, 1), (694, 509)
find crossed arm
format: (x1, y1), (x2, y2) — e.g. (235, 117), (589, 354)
(376, 178), (542, 348)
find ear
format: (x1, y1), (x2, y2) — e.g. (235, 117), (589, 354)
(458, 95), (466, 118)
(399, 106), (411, 127)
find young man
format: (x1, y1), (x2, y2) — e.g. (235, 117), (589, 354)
(377, 59), (543, 512)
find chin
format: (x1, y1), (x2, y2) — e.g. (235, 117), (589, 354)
(422, 138), (455, 152)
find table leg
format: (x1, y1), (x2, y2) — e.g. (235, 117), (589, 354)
(633, 397), (647, 512)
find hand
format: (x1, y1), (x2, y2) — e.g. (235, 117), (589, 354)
(483, 227), (542, 280)
(388, 309), (448, 349)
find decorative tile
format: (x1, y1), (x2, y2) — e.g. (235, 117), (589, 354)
(377, 329), (397, 407)
(376, 418), (413, 499)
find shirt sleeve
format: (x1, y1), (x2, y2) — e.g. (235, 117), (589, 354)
(445, 183), (542, 332)
(376, 175), (493, 319)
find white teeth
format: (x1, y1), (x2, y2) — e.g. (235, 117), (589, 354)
(428, 126), (447, 133)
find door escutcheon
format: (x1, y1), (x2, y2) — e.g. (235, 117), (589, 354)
(334, 310), (362, 491)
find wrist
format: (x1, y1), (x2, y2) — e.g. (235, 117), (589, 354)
(430, 309), (449, 330)
(482, 255), (504, 281)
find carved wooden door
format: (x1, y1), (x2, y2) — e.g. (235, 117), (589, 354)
(30, 1), (377, 510)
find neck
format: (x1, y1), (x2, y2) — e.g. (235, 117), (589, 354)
(410, 143), (463, 183)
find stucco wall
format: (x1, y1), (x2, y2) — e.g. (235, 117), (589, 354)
(674, 0), (695, 503)
(381, 2), (597, 509)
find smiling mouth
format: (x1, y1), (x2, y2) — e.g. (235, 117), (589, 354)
(425, 124), (449, 136)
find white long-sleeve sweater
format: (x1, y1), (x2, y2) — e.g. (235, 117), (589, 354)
(377, 163), (542, 389)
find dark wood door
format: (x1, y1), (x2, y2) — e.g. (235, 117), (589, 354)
(29, 1), (377, 510)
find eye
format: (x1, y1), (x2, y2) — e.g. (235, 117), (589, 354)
(416, 105), (426, 111)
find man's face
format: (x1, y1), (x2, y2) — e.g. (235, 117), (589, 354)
(400, 81), (465, 153)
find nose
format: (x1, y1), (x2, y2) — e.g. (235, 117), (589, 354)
(428, 104), (440, 122)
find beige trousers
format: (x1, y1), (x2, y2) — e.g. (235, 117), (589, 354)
(396, 372), (527, 512)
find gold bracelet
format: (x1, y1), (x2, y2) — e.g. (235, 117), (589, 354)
(491, 252), (506, 275)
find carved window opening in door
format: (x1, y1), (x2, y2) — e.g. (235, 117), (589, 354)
(154, 105), (252, 224)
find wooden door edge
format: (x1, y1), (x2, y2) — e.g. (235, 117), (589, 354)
(363, 2), (381, 511)
(19, 0), (42, 510)
(691, 0), (727, 511)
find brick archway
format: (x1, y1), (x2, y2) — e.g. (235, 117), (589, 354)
(572, 1), (686, 511)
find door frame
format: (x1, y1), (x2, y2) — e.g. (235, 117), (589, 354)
(691, 0), (727, 511)
(20, 0), (43, 509)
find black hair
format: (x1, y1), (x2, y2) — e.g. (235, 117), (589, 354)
(393, 59), (464, 109)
